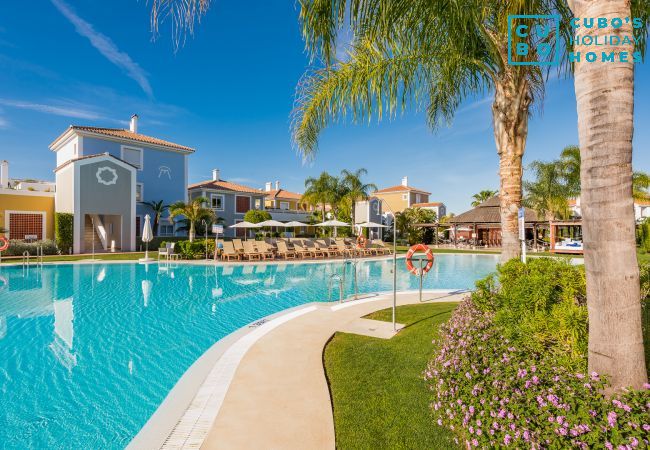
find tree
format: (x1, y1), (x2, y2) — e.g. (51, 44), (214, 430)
(302, 172), (340, 221)
(169, 197), (214, 242)
(559, 145), (581, 197)
(244, 209), (272, 224)
(471, 190), (498, 207)
(632, 171), (650, 201)
(142, 200), (168, 237)
(340, 168), (377, 233)
(523, 160), (571, 221)
(291, 1), (555, 262)
(395, 207), (437, 245)
(564, 0), (649, 391)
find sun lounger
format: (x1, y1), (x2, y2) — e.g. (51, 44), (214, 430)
(315, 239), (338, 257)
(304, 239), (325, 258)
(221, 241), (240, 261)
(292, 240), (315, 258)
(276, 241), (296, 259)
(372, 240), (393, 255)
(242, 240), (262, 261)
(233, 238), (245, 255)
(257, 241), (275, 260)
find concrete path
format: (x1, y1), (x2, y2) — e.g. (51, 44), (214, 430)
(198, 291), (466, 450)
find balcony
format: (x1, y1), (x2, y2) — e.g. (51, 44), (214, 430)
(265, 208), (312, 223)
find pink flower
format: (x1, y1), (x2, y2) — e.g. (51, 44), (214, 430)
(607, 411), (617, 427)
(504, 434), (512, 445)
(472, 438), (479, 447)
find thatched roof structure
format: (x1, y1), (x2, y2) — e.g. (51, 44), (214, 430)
(449, 196), (540, 225)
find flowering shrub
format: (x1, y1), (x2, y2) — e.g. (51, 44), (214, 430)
(426, 261), (650, 449)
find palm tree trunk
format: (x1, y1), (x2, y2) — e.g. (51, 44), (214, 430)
(492, 76), (530, 262)
(189, 221), (195, 242)
(568, 0), (647, 391)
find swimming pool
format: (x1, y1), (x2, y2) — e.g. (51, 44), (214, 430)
(0, 255), (497, 449)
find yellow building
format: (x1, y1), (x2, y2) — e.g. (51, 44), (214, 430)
(0, 190), (56, 240)
(0, 160), (56, 240)
(373, 176), (431, 214)
(263, 181), (310, 211)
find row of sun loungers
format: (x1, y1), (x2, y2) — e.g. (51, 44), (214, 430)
(220, 238), (392, 261)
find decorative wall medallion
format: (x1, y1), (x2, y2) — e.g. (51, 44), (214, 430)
(96, 166), (118, 186)
(158, 166), (172, 179)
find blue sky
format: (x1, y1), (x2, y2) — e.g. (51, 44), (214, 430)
(1, 1), (649, 214)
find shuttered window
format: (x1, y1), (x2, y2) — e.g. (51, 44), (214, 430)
(235, 196), (250, 214)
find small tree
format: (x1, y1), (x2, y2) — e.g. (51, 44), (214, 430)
(55, 212), (74, 253)
(243, 209), (271, 224)
(169, 197), (214, 242)
(142, 200), (168, 237)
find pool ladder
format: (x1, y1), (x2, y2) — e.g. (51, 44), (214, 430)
(328, 259), (360, 303)
(21, 246), (44, 268)
(328, 274), (344, 302)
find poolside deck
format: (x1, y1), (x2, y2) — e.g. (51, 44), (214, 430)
(151, 290), (467, 450)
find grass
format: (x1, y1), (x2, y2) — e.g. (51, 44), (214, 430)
(0, 251), (159, 263)
(323, 303), (459, 449)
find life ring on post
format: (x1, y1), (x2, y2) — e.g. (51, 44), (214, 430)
(0, 236), (9, 252)
(405, 243), (434, 276)
(356, 235), (367, 248)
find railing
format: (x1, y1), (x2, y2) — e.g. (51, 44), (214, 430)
(343, 258), (359, 300)
(328, 274), (344, 302)
(22, 251), (30, 267)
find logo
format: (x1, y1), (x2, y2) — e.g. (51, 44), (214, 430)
(508, 15), (561, 66)
(158, 165), (172, 179)
(96, 166), (118, 185)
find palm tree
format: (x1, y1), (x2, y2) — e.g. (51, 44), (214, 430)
(632, 172), (650, 201)
(169, 197), (214, 242)
(559, 145), (581, 197)
(471, 190), (498, 207)
(340, 168), (377, 233)
(291, 1), (554, 262)
(565, 0), (648, 390)
(302, 172), (339, 221)
(142, 200), (168, 237)
(523, 160), (571, 221)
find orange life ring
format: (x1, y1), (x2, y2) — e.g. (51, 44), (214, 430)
(356, 235), (367, 248)
(405, 243), (434, 276)
(0, 236), (8, 252)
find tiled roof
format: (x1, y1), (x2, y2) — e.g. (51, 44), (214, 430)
(189, 179), (263, 194)
(53, 153), (137, 172)
(374, 184), (431, 195)
(265, 189), (303, 200)
(52, 126), (195, 153)
(449, 196), (539, 224)
(412, 202), (443, 207)
(636, 198), (650, 206)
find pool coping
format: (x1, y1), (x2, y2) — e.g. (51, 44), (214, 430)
(128, 288), (465, 449)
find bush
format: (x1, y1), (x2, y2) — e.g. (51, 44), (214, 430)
(165, 239), (215, 259)
(244, 209), (271, 224)
(3, 239), (58, 256)
(55, 213), (73, 253)
(426, 299), (650, 449)
(472, 258), (588, 369)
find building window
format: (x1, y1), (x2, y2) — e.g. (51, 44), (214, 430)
(159, 224), (174, 236)
(136, 183), (144, 202)
(8, 212), (44, 240)
(254, 198), (262, 210)
(279, 201), (290, 210)
(211, 194), (224, 211)
(234, 219), (246, 237)
(121, 146), (143, 170)
(402, 193), (408, 201)
(235, 196), (250, 214)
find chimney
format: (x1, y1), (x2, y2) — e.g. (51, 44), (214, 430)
(265, 182), (272, 192)
(0, 160), (8, 188)
(401, 176), (408, 187)
(212, 169), (220, 181)
(275, 180), (280, 191)
(129, 114), (139, 133)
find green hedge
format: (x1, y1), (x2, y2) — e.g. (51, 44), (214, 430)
(160, 239), (215, 259)
(55, 213), (74, 254)
(2, 239), (58, 256)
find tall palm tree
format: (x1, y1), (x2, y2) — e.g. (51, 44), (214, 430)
(169, 197), (214, 242)
(564, 0), (648, 391)
(142, 200), (168, 237)
(523, 160), (571, 221)
(632, 171), (650, 201)
(302, 172), (339, 221)
(340, 168), (377, 233)
(292, 1), (553, 262)
(471, 190), (498, 207)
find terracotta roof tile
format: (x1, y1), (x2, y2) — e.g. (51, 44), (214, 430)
(52, 126), (194, 152)
(53, 153), (137, 172)
(374, 184), (431, 195)
(188, 179), (263, 194)
(412, 202), (443, 207)
(265, 189), (303, 200)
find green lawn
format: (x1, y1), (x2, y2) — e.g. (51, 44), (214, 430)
(0, 251), (159, 263)
(323, 303), (458, 449)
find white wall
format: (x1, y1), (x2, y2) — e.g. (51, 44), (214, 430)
(55, 136), (80, 167)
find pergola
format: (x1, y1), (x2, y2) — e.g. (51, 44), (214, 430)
(448, 196), (545, 248)
(549, 220), (584, 254)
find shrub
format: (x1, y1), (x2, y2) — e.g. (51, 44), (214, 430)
(244, 209), (271, 224)
(55, 213), (74, 253)
(426, 299), (650, 449)
(3, 239), (58, 256)
(168, 239), (215, 259)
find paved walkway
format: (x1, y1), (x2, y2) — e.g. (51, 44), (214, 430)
(196, 291), (465, 450)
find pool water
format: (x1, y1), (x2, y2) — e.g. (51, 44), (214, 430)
(0, 255), (497, 449)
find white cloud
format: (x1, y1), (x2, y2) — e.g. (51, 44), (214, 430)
(50, 0), (153, 97)
(0, 116), (9, 129)
(0, 98), (103, 120)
